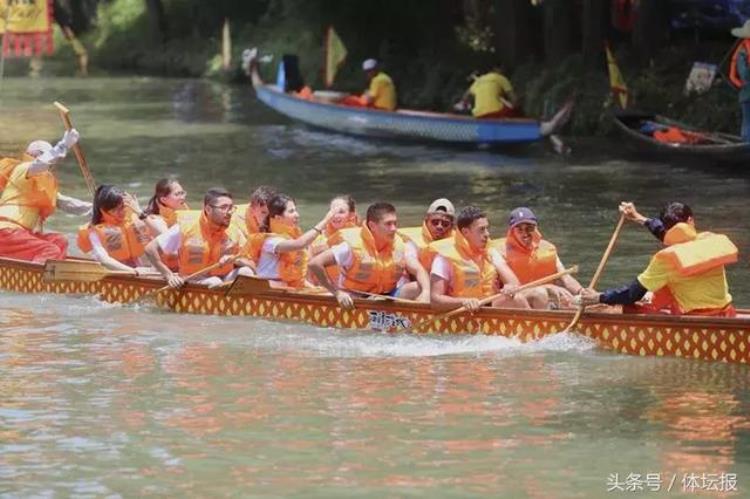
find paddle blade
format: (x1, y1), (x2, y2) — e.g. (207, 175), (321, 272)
(225, 275), (272, 296)
(43, 259), (112, 283)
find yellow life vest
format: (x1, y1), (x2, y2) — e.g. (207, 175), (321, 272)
(339, 223), (406, 293)
(0, 161), (58, 231)
(431, 232), (498, 298)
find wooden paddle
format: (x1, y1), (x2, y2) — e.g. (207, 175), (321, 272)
(128, 259), (235, 304)
(43, 259), (137, 282)
(409, 265), (579, 331)
(561, 214), (626, 333)
(53, 101), (96, 195)
(351, 290), (421, 304)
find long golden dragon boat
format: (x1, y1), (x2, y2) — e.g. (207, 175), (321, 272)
(1, 257), (749, 364)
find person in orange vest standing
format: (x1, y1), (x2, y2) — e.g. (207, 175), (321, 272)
(144, 187), (251, 288)
(492, 207), (583, 308)
(579, 202), (738, 317)
(0, 129), (87, 263)
(430, 205), (540, 311)
(308, 202), (430, 309)
(729, 20), (750, 141)
(398, 198), (456, 274)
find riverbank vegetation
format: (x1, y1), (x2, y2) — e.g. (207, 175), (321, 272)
(30, 0), (745, 135)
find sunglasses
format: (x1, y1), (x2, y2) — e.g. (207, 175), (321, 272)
(429, 218), (452, 228)
(210, 204), (236, 214)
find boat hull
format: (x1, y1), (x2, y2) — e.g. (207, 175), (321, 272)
(254, 84), (543, 145)
(612, 111), (750, 163)
(2, 258), (749, 364)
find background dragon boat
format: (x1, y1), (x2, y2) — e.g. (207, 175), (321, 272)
(245, 50), (572, 146)
(1, 257), (749, 365)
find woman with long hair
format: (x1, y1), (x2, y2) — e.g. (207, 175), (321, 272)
(141, 177), (189, 232)
(250, 193), (334, 288)
(76, 185), (154, 274)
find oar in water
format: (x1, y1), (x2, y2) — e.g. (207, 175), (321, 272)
(128, 258), (236, 304)
(561, 214), (626, 334)
(409, 265), (579, 332)
(53, 101), (96, 195)
(43, 259), (140, 282)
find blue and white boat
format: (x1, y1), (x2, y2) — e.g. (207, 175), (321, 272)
(244, 50), (571, 146)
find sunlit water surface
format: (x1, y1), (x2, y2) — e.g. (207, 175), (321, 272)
(1, 77), (749, 497)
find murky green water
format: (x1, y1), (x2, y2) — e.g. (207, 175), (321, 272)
(1, 77), (749, 497)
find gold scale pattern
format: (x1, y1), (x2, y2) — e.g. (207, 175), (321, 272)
(1, 262), (748, 364)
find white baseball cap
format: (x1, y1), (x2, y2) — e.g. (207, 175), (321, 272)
(362, 58), (377, 71)
(426, 198), (456, 217)
(25, 140), (53, 157)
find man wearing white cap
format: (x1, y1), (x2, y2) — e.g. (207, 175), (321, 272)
(0, 129), (92, 262)
(343, 58), (396, 111)
(729, 20), (750, 141)
(398, 198), (456, 272)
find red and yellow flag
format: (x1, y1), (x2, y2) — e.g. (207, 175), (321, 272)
(0, 0), (54, 57)
(605, 43), (628, 109)
(324, 26), (347, 88)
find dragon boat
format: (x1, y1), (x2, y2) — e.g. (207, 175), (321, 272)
(1, 257), (749, 365)
(244, 50), (572, 146)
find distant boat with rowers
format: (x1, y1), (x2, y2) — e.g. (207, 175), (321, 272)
(242, 49), (572, 147)
(613, 110), (750, 164)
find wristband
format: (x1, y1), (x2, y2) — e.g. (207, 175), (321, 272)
(312, 226), (322, 235)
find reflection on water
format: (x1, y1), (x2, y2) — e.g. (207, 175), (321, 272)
(1, 77), (749, 496)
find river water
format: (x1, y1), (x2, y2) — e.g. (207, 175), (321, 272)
(1, 77), (749, 497)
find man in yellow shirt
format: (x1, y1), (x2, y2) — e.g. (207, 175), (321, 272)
(579, 202), (737, 317)
(342, 59), (397, 111)
(459, 64), (518, 119)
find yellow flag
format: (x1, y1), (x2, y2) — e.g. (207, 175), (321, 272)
(324, 26), (347, 88)
(0, 0), (51, 34)
(605, 43), (628, 109)
(1, 0), (54, 57)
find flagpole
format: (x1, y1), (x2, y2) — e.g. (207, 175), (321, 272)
(0, 2), (11, 98)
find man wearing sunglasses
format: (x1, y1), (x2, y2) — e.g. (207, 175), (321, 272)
(492, 207), (583, 309)
(145, 187), (252, 288)
(398, 198), (456, 273)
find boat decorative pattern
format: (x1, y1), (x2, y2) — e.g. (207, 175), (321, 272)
(1, 259), (748, 364)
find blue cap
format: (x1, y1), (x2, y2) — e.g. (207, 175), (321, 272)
(508, 207), (538, 227)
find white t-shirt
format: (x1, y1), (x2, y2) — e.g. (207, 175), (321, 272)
(256, 237), (284, 279)
(156, 224), (182, 255)
(430, 248), (504, 284)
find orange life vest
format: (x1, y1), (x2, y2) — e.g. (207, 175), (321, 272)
(656, 223), (737, 277)
(260, 218), (309, 288)
(231, 204), (262, 239)
(647, 223), (737, 315)
(493, 228), (558, 284)
(310, 214), (360, 283)
(431, 232), (498, 298)
(398, 223), (453, 272)
(76, 212), (153, 265)
(156, 202), (189, 228)
(0, 160), (59, 230)
(177, 212), (242, 277)
(339, 223), (407, 294)
(729, 39), (750, 89)
(652, 127), (705, 145)
(0, 153), (30, 191)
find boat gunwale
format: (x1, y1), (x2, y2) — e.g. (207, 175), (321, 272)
(612, 112), (750, 155)
(3, 257), (749, 331)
